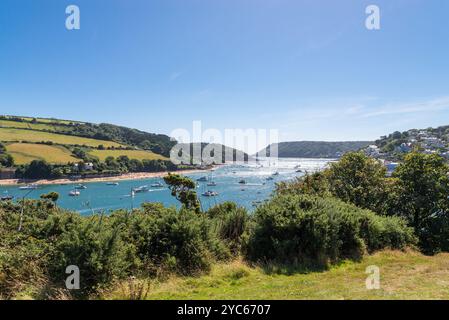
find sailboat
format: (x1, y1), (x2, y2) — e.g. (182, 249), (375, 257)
(1, 191), (13, 201)
(69, 190), (81, 197)
(150, 181), (164, 188)
(202, 190), (218, 197)
(19, 184), (38, 190)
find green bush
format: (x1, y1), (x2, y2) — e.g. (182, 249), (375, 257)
(207, 202), (250, 256)
(245, 194), (416, 267)
(116, 204), (230, 276)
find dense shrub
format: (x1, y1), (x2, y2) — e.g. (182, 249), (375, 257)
(207, 202), (250, 256)
(245, 194), (416, 267)
(120, 205), (229, 276)
(0, 199), (231, 298)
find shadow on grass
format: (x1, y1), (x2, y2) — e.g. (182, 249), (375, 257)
(253, 253), (364, 276)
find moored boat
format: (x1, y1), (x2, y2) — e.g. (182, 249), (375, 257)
(150, 182), (164, 188)
(19, 184), (39, 190)
(202, 190), (218, 197)
(133, 185), (149, 193)
(69, 190), (80, 197)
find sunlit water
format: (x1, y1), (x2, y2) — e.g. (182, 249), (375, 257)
(0, 158), (334, 215)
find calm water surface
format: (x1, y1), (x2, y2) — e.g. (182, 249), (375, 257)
(0, 158), (333, 215)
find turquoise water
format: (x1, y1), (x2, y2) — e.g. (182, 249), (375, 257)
(0, 158), (332, 215)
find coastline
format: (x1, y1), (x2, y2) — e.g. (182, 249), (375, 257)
(0, 168), (216, 186)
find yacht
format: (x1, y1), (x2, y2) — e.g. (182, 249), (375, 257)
(150, 182), (164, 188)
(202, 190), (218, 197)
(107, 182), (119, 186)
(69, 190), (80, 197)
(133, 185), (149, 193)
(1, 195), (14, 201)
(272, 172), (280, 176)
(75, 184), (87, 190)
(238, 179), (246, 184)
(19, 184), (39, 190)
(207, 181), (217, 186)
(196, 176), (208, 182)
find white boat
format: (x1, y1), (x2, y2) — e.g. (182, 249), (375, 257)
(107, 182), (119, 186)
(0, 195), (14, 201)
(19, 184), (38, 190)
(69, 190), (80, 197)
(202, 190), (218, 197)
(150, 182), (164, 188)
(133, 185), (149, 193)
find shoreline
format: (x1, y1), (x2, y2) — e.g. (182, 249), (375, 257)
(0, 168), (216, 186)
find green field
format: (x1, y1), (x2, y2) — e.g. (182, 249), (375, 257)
(89, 149), (167, 161)
(0, 127), (124, 148)
(6, 143), (81, 165)
(108, 250), (449, 300)
(0, 119), (59, 131)
(2, 116), (82, 125)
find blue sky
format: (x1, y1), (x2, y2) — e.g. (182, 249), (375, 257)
(1, 0), (448, 145)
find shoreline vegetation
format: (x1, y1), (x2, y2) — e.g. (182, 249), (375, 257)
(0, 166), (217, 186)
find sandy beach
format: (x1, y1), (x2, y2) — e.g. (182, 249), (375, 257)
(0, 168), (216, 186)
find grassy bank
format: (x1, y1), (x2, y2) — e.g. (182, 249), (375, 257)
(107, 250), (449, 300)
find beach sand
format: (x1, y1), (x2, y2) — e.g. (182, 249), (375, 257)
(0, 168), (216, 186)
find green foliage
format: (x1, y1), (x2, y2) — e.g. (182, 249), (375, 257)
(0, 197), (232, 299)
(207, 202), (250, 255)
(277, 152), (391, 215)
(245, 194), (416, 267)
(392, 153), (449, 254)
(40, 192), (60, 203)
(0, 143), (14, 167)
(325, 152), (390, 214)
(163, 174), (201, 213)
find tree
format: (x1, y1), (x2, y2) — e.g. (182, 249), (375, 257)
(163, 174), (201, 213)
(40, 192), (60, 203)
(326, 152), (390, 214)
(23, 160), (52, 179)
(0, 154), (14, 167)
(392, 153), (449, 253)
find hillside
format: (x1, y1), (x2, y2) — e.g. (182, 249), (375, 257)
(257, 141), (372, 158)
(0, 116), (251, 180)
(368, 125), (449, 160)
(0, 115), (174, 156)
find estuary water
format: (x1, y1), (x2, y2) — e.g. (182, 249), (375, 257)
(0, 158), (333, 215)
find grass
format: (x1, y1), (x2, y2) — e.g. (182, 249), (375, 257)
(6, 143), (81, 165)
(107, 250), (449, 300)
(0, 120), (58, 131)
(88, 149), (168, 161)
(0, 127), (124, 148)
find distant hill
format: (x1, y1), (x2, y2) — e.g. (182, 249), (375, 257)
(0, 115), (249, 167)
(175, 143), (250, 164)
(257, 141), (372, 158)
(0, 115), (175, 157)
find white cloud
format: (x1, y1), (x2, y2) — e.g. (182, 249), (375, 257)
(359, 97), (449, 118)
